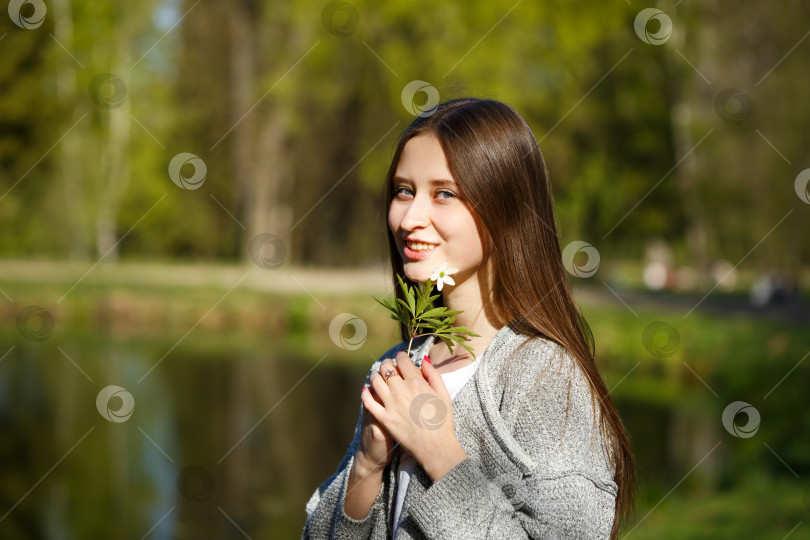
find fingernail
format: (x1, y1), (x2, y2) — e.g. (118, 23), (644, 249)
(361, 386), (366, 394)
(423, 355), (431, 364)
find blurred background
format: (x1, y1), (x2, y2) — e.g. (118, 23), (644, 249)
(1, 0), (809, 538)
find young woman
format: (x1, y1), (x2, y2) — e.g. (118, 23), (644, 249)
(303, 98), (635, 539)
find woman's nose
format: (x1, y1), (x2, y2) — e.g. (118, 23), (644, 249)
(401, 196), (430, 230)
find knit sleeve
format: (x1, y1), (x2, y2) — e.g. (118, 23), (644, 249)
(408, 458), (616, 539)
(301, 342), (408, 539)
(300, 406), (386, 539)
(407, 341), (618, 539)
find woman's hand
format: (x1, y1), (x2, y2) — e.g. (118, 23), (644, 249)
(356, 383), (397, 473)
(361, 351), (469, 482)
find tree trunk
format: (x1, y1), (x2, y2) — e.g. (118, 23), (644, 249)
(52, 0), (88, 259)
(667, 21), (711, 289)
(671, 102), (710, 289)
(228, 0), (258, 263)
(250, 110), (291, 248)
(95, 29), (132, 260)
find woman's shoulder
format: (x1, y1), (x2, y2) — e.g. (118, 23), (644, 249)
(501, 333), (597, 419)
(499, 334), (616, 486)
(489, 331), (580, 386)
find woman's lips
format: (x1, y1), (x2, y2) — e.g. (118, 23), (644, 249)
(404, 244), (436, 259)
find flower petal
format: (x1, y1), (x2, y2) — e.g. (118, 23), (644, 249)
(436, 279), (444, 291)
(439, 261), (448, 271)
(443, 276), (455, 286)
(445, 267), (459, 275)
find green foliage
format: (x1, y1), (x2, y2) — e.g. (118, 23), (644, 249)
(624, 472), (810, 540)
(373, 274), (480, 358)
(285, 295), (312, 336)
(1, 0), (807, 271)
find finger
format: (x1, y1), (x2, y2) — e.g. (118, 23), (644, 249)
(379, 358), (395, 374)
(369, 369), (392, 401)
(360, 385), (386, 422)
(378, 359), (404, 385)
(420, 354), (451, 399)
(394, 350), (419, 378)
(362, 382), (383, 405)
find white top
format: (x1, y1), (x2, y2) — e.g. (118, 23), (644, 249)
(392, 356), (481, 539)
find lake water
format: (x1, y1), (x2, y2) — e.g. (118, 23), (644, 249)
(0, 329), (377, 539)
(0, 324), (724, 539)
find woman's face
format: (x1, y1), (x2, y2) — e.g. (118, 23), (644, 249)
(388, 134), (486, 288)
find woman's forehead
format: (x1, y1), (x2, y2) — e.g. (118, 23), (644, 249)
(395, 134), (453, 181)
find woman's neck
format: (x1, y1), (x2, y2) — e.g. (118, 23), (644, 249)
(439, 272), (501, 358)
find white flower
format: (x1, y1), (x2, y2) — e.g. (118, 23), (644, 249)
(429, 261), (458, 291)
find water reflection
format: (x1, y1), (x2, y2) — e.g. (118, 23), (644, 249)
(0, 324), (751, 539)
(0, 330), (372, 539)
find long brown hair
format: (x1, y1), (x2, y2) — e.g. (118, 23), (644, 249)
(382, 97), (636, 537)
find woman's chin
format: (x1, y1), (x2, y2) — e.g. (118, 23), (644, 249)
(402, 262), (432, 283)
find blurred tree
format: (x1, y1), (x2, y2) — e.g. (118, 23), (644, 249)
(0, 0), (807, 284)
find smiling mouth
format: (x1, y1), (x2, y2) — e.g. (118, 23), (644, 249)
(406, 240), (438, 252)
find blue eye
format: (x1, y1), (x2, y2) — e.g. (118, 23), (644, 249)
(391, 186), (457, 200)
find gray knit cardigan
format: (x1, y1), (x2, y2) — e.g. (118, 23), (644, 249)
(302, 321), (618, 539)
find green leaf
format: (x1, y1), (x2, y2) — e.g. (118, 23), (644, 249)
(438, 334), (455, 352)
(415, 281), (433, 315)
(444, 327), (479, 335)
(420, 306), (448, 319)
(395, 274), (410, 299)
(390, 312), (408, 324)
(459, 341), (476, 358)
(407, 288), (416, 317)
(396, 297), (412, 316)
(427, 294), (441, 303)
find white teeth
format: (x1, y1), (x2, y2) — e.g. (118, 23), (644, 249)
(407, 241), (436, 252)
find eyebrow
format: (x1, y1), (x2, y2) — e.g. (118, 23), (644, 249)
(393, 176), (457, 187)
